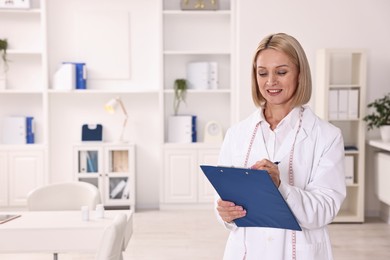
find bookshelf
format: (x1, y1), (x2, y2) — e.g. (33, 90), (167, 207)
(0, 0), (47, 207)
(316, 49), (367, 222)
(160, 0), (236, 208)
(74, 143), (136, 209)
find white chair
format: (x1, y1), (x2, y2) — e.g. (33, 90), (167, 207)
(27, 181), (102, 260)
(27, 181), (101, 211)
(95, 213), (127, 260)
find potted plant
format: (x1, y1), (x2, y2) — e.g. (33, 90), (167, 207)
(363, 93), (390, 142)
(0, 38), (9, 89)
(0, 39), (9, 70)
(173, 78), (188, 115)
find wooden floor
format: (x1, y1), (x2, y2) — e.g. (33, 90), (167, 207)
(2, 209), (390, 260)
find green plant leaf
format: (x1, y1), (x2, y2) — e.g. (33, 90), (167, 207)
(173, 79), (188, 115)
(363, 93), (390, 130)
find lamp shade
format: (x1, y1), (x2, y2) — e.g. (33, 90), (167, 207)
(104, 98), (119, 113)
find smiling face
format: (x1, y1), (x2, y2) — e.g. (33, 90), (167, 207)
(255, 48), (299, 109)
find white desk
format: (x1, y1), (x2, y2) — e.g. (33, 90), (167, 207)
(368, 139), (390, 152)
(368, 139), (390, 223)
(0, 210), (133, 254)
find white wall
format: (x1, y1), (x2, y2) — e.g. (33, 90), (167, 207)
(237, 0), (390, 120)
(236, 0), (390, 216)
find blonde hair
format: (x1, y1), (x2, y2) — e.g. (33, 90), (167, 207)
(251, 33), (312, 107)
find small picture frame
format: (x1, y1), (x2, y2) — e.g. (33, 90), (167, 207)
(181, 0), (219, 11)
(0, 0), (31, 9)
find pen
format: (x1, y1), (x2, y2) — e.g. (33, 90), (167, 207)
(273, 161), (280, 165)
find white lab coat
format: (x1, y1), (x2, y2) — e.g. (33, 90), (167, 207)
(216, 106), (346, 260)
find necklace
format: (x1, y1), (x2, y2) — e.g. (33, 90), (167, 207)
(244, 106), (304, 260)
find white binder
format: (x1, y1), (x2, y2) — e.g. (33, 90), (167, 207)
(52, 63), (76, 90)
(168, 115), (193, 143)
(348, 89), (359, 119)
(338, 89), (349, 119)
(345, 155), (354, 185)
(1, 116), (26, 144)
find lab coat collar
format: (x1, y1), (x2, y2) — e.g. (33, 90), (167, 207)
(256, 106), (301, 129)
(253, 106), (315, 162)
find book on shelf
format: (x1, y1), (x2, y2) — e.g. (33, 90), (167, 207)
(1, 116), (34, 145)
(79, 151), (88, 173)
(110, 179), (127, 199)
(121, 179), (131, 200)
(86, 151), (98, 173)
(79, 151), (98, 173)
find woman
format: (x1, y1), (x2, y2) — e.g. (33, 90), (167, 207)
(215, 33), (346, 260)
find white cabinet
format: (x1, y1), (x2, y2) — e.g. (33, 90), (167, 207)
(316, 49), (367, 222)
(0, 149), (44, 207)
(161, 144), (218, 208)
(74, 143), (136, 209)
(163, 149), (197, 203)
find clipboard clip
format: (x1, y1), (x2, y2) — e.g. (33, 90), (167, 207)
(220, 167), (251, 175)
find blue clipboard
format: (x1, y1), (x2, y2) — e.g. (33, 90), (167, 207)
(200, 165), (302, 231)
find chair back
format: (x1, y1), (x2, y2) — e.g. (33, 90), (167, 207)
(95, 213), (127, 260)
(27, 182), (101, 211)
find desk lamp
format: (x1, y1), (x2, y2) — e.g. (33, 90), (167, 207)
(104, 97), (128, 143)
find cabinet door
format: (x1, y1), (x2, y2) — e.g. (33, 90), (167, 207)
(198, 149), (219, 203)
(104, 145), (135, 208)
(0, 152), (8, 206)
(74, 146), (103, 203)
(163, 149), (197, 203)
(8, 150), (44, 206)
(104, 147), (130, 205)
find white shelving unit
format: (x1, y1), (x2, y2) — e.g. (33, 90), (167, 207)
(160, 0), (236, 207)
(0, 0), (47, 208)
(316, 48), (367, 222)
(74, 143), (136, 209)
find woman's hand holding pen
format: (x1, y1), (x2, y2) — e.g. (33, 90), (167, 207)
(217, 199), (247, 223)
(251, 159), (281, 188)
(216, 160), (280, 223)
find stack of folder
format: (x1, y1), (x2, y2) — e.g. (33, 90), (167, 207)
(328, 89), (359, 120)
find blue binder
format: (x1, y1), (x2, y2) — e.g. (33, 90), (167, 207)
(200, 165), (302, 231)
